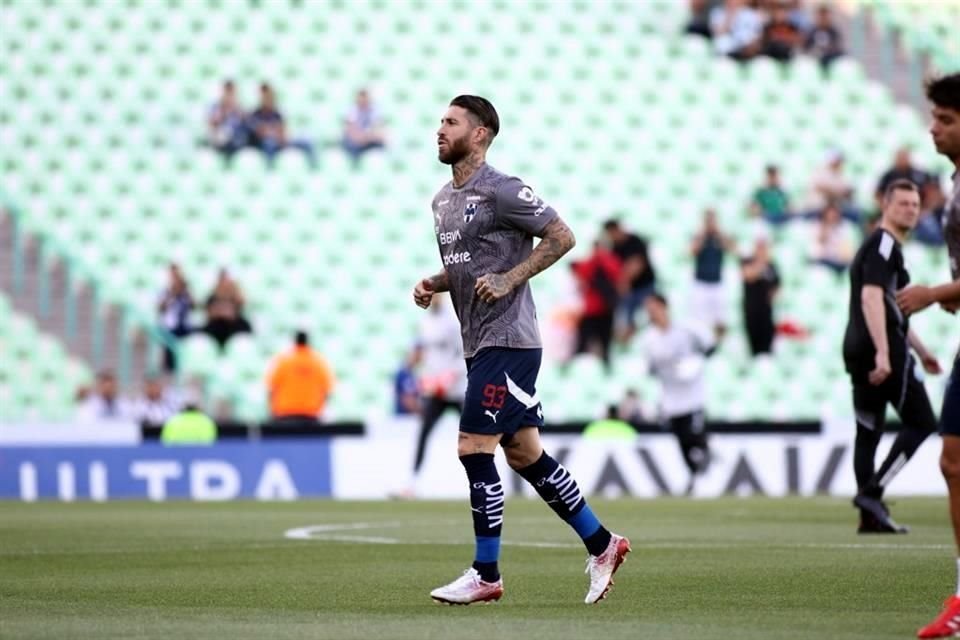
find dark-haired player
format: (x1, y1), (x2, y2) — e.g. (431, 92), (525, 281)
(843, 179), (942, 534)
(413, 95), (629, 605)
(895, 73), (960, 639)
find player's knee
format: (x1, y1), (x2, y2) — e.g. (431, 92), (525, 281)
(457, 439), (476, 458)
(504, 446), (539, 470)
(940, 452), (960, 482)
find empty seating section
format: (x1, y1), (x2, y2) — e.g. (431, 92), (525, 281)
(0, 0), (955, 422)
(0, 294), (92, 422)
(852, 0), (960, 72)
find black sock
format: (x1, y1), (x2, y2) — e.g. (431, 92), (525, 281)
(853, 424), (881, 494)
(868, 425), (934, 496)
(460, 453), (502, 582)
(516, 451), (612, 556)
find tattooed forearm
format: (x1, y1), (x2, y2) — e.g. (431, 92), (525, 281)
(428, 270), (450, 292)
(505, 217), (576, 289)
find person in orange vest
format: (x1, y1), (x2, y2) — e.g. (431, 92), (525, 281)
(267, 331), (335, 421)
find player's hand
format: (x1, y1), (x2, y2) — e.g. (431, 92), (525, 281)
(940, 300), (960, 314)
(896, 285), (935, 315)
(868, 352), (892, 386)
(475, 273), (514, 304)
(413, 278), (434, 309)
(921, 354), (943, 375)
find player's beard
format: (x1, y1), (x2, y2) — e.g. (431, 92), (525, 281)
(438, 135), (471, 165)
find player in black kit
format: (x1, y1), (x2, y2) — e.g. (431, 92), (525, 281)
(842, 179), (942, 533)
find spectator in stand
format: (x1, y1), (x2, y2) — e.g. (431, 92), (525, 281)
(572, 241), (623, 368)
(266, 331), (335, 423)
(874, 147), (934, 210)
(76, 370), (133, 422)
(394, 348), (421, 416)
(616, 388), (645, 425)
(690, 208), (736, 340)
(741, 234), (781, 357)
(709, 0), (762, 61)
(158, 263), (194, 372)
(202, 268), (251, 349)
(130, 374), (181, 429)
(685, 0), (716, 39)
(784, 0), (812, 33)
(805, 150), (861, 223)
(808, 202), (855, 275)
(761, 2), (803, 62)
(161, 398), (217, 445)
(248, 82), (316, 169)
(341, 88), (387, 165)
(804, 4), (845, 68)
(206, 80), (248, 161)
(751, 164), (792, 226)
(915, 179), (947, 247)
(603, 219), (656, 341)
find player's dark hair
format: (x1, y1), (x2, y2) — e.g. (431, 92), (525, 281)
(602, 218), (621, 231)
(926, 73), (960, 111)
(295, 331), (309, 346)
(884, 178), (919, 202)
(450, 95), (500, 141)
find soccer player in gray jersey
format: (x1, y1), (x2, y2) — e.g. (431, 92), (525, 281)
(413, 95), (629, 606)
(894, 74), (960, 639)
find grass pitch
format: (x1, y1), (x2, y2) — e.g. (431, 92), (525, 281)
(0, 497), (954, 639)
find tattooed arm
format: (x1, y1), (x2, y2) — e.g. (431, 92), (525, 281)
(413, 270), (449, 308)
(475, 217), (576, 303)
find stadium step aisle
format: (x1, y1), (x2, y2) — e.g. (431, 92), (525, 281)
(0, 293), (92, 421)
(0, 0), (955, 421)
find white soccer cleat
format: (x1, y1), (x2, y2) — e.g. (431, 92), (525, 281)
(584, 533), (631, 604)
(430, 568), (504, 605)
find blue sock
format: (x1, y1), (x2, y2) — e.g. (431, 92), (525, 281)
(460, 453), (503, 582)
(517, 451), (612, 556)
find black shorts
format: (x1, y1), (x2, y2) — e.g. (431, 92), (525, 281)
(941, 356), (960, 436)
(667, 411), (707, 436)
(852, 356), (938, 433)
(460, 347), (544, 436)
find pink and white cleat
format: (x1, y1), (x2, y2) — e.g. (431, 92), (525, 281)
(430, 568), (504, 605)
(584, 533), (631, 604)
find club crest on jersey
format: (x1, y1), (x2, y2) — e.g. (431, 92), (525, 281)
(463, 203), (478, 224)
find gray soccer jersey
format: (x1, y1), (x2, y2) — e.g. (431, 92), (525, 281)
(946, 171), (960, 281)
(431, 163), (558, 358)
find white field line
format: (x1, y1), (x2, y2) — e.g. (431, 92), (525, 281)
(281, 523), (954, 551)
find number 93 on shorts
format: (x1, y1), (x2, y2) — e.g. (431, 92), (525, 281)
(460, 347), (545, 436)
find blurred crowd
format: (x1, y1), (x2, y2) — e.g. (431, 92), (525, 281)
(205, 81), (387, 168)
(540, 144), (947, 422)
(686, 0), (844, 66)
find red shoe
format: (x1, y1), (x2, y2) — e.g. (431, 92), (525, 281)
(918, 596), (960, 638)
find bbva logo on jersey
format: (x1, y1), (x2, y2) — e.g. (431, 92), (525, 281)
(463, 203), (478, 224)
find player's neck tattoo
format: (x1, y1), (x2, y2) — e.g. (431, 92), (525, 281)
(452, 150), (485, 188)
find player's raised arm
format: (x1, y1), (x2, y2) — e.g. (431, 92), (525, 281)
(475, 179), (576, 304)
(897, 280), (960, 315)
(475, 217), (575, 304)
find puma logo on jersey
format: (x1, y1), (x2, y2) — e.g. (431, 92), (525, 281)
(484, 410), (500, 423)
